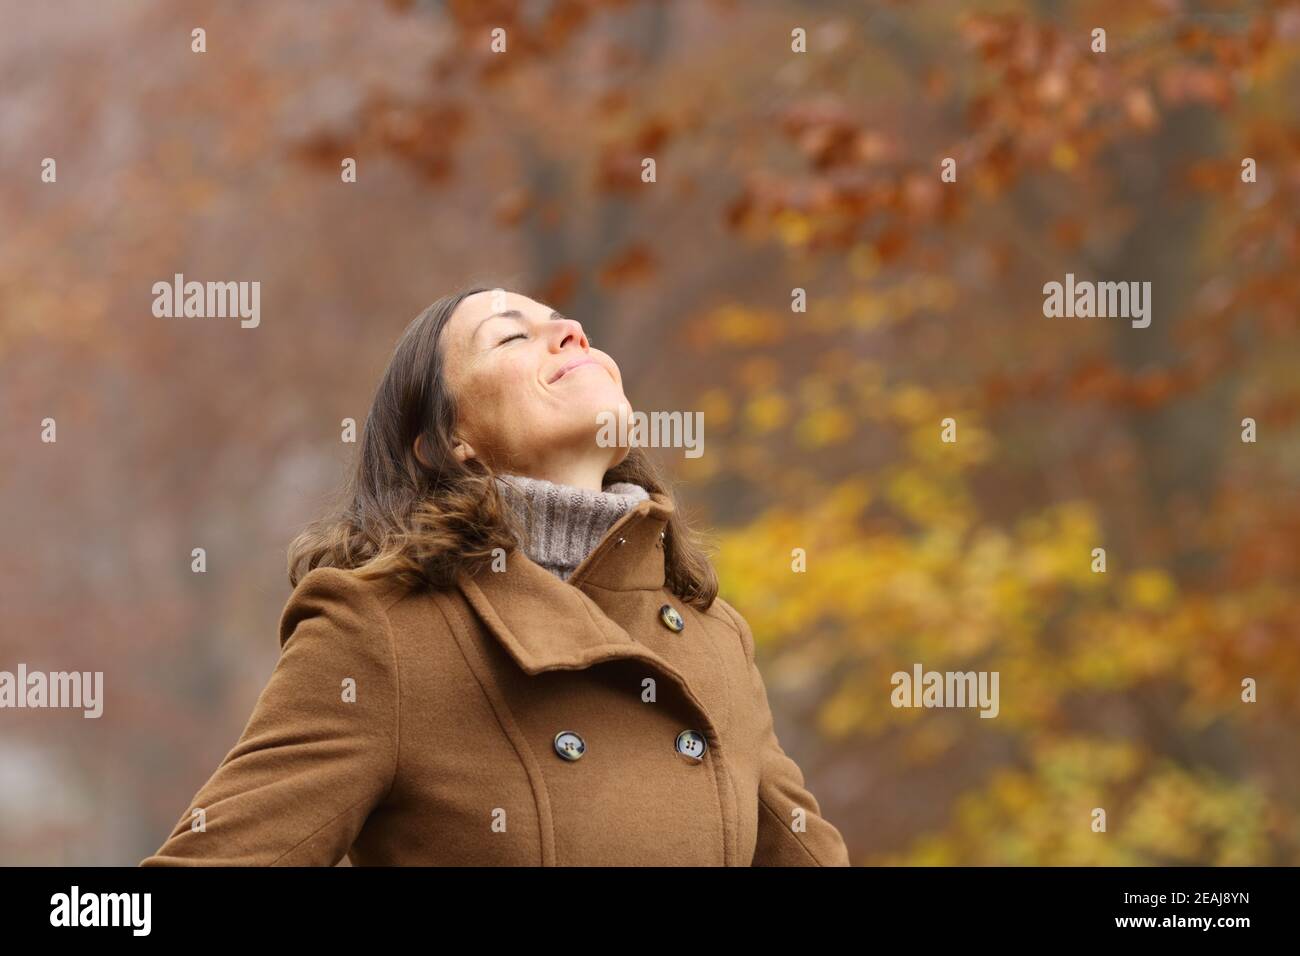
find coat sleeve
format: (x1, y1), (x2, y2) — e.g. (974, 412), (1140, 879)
(716, 598), (851, 866)
(140, 567), (400, 866)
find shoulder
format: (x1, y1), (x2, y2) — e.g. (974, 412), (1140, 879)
(278, 566), (409, 650)
(698, 593), (757, 666)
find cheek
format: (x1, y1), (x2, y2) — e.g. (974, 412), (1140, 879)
(458, 356), (545, 432)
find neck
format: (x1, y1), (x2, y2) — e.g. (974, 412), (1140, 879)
(515, 457), (611, 493)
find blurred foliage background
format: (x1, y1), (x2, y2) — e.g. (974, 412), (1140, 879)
(1, 0), (1297, 865)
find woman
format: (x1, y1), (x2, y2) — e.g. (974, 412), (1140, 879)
(141, 286), (851, 866)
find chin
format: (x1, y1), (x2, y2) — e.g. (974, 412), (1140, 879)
(572, 385), (629, 418)
(557, 394), (631, 445)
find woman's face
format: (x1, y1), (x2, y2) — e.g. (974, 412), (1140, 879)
(440, 289), (631, 476)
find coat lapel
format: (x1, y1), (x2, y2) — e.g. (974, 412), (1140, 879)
(458, 553), (636, 675)
(455, 491), (722, 739)
(456, 491), (674, 675)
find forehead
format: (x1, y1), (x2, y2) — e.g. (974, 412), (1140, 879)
(451, 289), (546, 336)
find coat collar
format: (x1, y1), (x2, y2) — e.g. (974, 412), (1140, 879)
(456, 490), (676, 676)
(454, 488), (724, 750)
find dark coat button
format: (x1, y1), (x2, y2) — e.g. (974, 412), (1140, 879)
(675, 730), (707, 760)
(554, 731), (586, 761)
(659, 604), (685, 632)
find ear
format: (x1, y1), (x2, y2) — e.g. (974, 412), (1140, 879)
(451, 437), (476, 464)
(413, 434), (430, 469)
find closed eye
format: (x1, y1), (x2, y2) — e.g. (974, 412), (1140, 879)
(497, 332), (527, 345)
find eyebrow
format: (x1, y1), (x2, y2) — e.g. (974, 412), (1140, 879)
(472, 309), (568, 342)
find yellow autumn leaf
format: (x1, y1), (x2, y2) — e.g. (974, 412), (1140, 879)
(744, 391), (789, 433)
(1050, 141), (1078, 170)
(795, 406), (853, 447)
(775, 210), (813, 247)
(1125, 569), (1177, 610)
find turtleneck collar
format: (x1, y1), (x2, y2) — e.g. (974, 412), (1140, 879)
(494, 473), (651, 581)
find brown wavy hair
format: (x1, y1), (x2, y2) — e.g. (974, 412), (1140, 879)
(286, 285), (718, 610)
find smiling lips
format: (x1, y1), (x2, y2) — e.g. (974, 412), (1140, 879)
(548, 357), (600, 384)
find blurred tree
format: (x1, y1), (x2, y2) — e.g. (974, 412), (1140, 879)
(1, 0), (1296, 865)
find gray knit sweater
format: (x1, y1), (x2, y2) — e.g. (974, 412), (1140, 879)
(494, 473), (651, 580)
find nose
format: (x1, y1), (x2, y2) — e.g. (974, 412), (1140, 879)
(549, 318), (589, 352)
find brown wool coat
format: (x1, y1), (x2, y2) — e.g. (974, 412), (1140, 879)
(140, 492), (851, 866)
